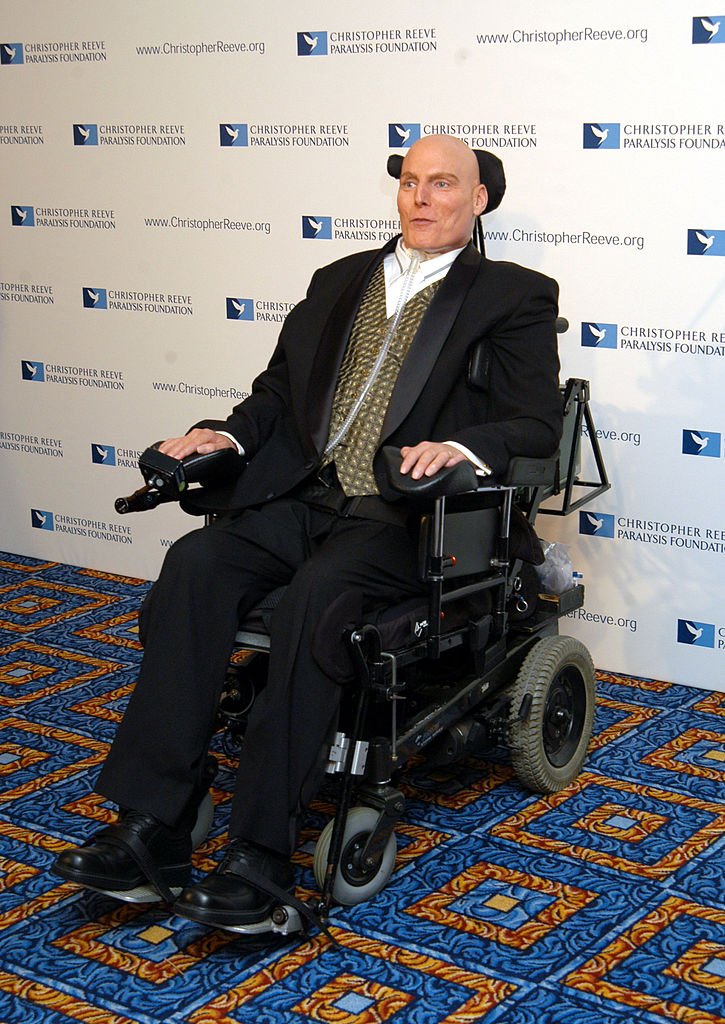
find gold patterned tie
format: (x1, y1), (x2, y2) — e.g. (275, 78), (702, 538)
(325, 263), (441, 495)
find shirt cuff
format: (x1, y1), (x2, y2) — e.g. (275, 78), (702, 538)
(216, 431), (245, 456)
(445, 441), (492, 476)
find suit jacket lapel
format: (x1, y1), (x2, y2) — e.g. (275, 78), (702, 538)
(305, 239), (395, 458)
(380, 242), (482, 440)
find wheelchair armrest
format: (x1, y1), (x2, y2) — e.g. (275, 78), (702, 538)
(381, 446), (479, 501)
(139, 444), (246, 498)
(503, 456), (558, 488)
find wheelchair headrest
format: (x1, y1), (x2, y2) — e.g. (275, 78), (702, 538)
(387, 148), (506, 214)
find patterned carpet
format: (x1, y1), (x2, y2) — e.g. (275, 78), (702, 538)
(1, 549), (724, 1024)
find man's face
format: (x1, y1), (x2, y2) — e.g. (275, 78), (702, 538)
(397, 136), (487, 255)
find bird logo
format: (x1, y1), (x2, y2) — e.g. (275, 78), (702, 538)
(31, 510), (52, 529)
(3, 44), (18, 62)
(302, 215), (330, 239)
(583, 123), (621, 149)
(688, 431), (710, 454)
(393, 124), (411, 145)
(227, 298), (253, 320)
(678, 618), (716, 647)
(94, 445), (111, 462)
(83, 287), (107, 309)
(700, 17), (721, 40)
(14, 207), (28, 222)
(73, 124), (98, 146)
(582, 322), (617, 349)
(297, 31), (327, 55)
(585, 513), (604, 533)
(220, 124), (247, 147)
(683, 621), (703, 643)
(695, 230), (714, 253)
(23, 361), (39, 377)
(580, 510), (614, 537)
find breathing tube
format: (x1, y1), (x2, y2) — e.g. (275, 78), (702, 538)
(324, 251), (421, 457)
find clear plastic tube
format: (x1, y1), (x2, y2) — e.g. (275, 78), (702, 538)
(324, 253), (420, 457)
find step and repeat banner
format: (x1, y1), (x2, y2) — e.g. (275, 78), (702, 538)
(2, 1), (724, 689)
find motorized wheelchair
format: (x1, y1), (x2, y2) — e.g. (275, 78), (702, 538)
(115, 366), (610, 939)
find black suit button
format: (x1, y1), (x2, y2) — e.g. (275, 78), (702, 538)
(303, 460), (316, 470)
(266, 492), (276, 500)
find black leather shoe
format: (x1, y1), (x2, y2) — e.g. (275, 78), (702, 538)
(53, 810), (192, 903)
(172, 838), (294, 927)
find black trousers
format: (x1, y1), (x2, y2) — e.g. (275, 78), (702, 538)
(96, 492), (422, 856)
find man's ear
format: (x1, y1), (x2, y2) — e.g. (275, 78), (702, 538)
(474, 184), (488, 217)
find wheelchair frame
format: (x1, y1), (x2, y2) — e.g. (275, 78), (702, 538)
(117, 375), (609, 934)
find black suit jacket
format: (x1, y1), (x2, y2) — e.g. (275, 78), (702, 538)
(198, 238), (562, 507)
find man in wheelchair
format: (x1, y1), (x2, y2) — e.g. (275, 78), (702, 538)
(54, 134), (564, 931)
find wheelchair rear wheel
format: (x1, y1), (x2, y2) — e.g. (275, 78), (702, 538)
(313, 806), (397, 906)
(508, 635), (595, 793)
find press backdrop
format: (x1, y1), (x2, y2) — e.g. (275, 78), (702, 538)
(2, 1), (724, 689)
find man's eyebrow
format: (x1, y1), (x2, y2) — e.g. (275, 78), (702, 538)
(400, 169), (461, 181)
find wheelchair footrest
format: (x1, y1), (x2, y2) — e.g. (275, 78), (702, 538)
(215, 904), (305, 936)
(83, 882), (183, 905)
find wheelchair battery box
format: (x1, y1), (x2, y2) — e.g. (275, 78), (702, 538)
(419, 508), (499, 579)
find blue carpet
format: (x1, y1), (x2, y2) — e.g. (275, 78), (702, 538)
(1, 550), (724, 1023)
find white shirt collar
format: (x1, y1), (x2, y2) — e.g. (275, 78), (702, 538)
(392, 238), (466, 282)
(383, 238), (466, 317)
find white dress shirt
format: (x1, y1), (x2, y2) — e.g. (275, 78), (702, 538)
(383, 239), (464, 318)
(221, 237), (491, 475)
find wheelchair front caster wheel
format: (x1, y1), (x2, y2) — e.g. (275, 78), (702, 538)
(508, 635), (595, 793)
(313, 806), (397, 906)
(190, 791), (214, 850)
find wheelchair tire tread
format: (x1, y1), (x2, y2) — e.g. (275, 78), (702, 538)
(507, 635), (595, 793)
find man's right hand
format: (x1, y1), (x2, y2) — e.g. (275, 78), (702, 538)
(158, 429), (236, 461)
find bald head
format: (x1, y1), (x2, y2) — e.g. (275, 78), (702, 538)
(396, 134), (488, 255)
(403, 135), (481, 184)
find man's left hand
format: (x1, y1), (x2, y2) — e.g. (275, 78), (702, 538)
(399, 442), (467, 479)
